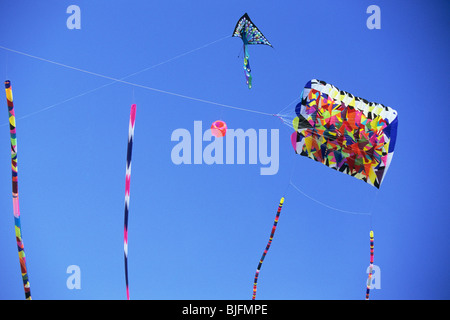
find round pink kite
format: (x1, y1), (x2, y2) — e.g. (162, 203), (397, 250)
(211, 120), (227, 138)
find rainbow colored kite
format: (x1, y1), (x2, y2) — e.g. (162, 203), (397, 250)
(232, 13), (272, 89)
(291, 79), (398, 188)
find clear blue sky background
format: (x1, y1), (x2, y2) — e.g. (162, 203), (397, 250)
(0, 0), (449, 300)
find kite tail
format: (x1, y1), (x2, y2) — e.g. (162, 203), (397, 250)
(252, 197), (284, 300)
(365, 230), (374, 300)
(4, 80), (31, 300)
(243, 45), (252, 89)
(124, 103), (136, 300)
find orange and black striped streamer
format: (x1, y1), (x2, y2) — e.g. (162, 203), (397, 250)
(252, 197), (284, 300)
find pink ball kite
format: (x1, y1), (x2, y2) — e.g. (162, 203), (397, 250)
(211, 120), (227, 138)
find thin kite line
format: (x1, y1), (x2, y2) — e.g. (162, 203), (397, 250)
(0, 36), (231, 126)
(0, 42), (273, 120)
(289, 181), (371, 216)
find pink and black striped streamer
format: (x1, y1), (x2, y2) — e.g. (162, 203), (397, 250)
(365, 230), (374, 300)
(252, 197), (284, 300)
(124, 104), (136, 300)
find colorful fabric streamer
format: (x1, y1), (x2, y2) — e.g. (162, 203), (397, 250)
(243, 45), (252, 89)
(252, 197), (284, 300)
(4, 80), (31, 300)
(365, 230), (374, 300)
(123, 103), (136, 300)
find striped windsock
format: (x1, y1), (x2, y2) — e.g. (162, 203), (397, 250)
(252, 197), (284, 300)
(365, 230), (374, 300)
(4, 80), (31, 300)
(124, 104), (136, 300)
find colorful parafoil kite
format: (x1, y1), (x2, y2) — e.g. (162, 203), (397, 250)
(291, 79), (398, 188)
(232, 13), (272, 89)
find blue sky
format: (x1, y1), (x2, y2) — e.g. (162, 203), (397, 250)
(0, 0), (449, 300)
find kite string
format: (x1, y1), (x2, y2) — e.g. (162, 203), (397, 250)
(275, 95), (301, 119)
(0, 35), (230, 83)
(126, 34), (231, 77)
(289, 180), (372, 216)
(0, 40), (274, 119)
(14, 36), (229, 122)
